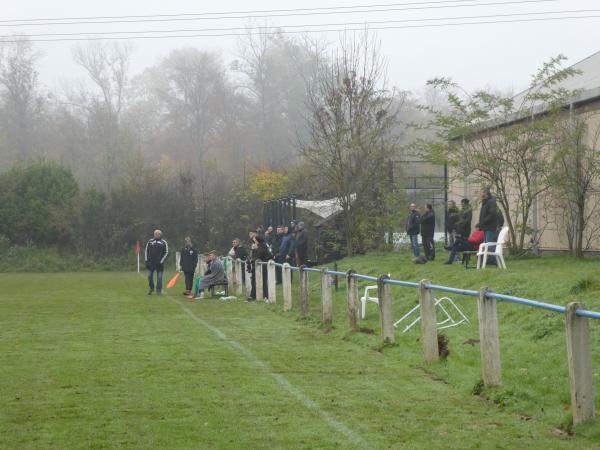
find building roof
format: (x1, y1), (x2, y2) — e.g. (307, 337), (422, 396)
(470, 50), (600, 135)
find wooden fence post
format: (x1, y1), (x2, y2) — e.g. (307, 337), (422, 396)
(255, 260), (263, 301)
(267, 260), (277, 304)
(377, 275), (395, 344)
(226, 257), (234, 293)
(235, 259), (243, 296)
(347, 271), (359, 332)
(321, 268), (333, 325)
(477, 287), (502, 386)
(244, 260), (252, 298)
(419, 279), (439, 364)
(299, 266), (310, 317)
(282, 263), (292, 311)
(565, 302), (596, 425)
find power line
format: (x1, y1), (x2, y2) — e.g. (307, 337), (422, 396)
(0, 0), (494, 23)
(0, 0), (561, 28)
(3, 9), (597, 39)
(3, 14), (599, 43)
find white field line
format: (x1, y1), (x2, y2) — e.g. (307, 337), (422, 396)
(151, 279), (365, 447)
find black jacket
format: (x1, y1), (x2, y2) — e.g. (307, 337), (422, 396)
(406, 211), (421, 236)
(145, 238), (169, 271)
(479, 196), (499, 232)
(420, 210), (435, 238)
(180, 246), (198, 273)
(294, 229), (308, 265)
(255, 242), (273, 262)
(233, 245), (248, 261)
(446, 207), (459, 233)
(457, 206), (473, 237)
(272, 233), (284, 257)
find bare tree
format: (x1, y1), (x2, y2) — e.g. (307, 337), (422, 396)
(301, 32), (400, 256)
(551, 111), (600, 256)
(73, 41), (132, 190)
(0, 38), (42, 161)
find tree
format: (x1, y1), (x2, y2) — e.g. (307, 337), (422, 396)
(0, 38), (43, 160)
(420, 55), (579, 254)
(0, 161), (79, 246)
(550, 111), (600, 256)
(301, 32), (400, 256)
(73, 41), (133, 190)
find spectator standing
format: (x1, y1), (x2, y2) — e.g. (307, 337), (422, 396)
(479, 187), (499, 264)
(294, 221), (309, 267)
(249, 235), (273, 301)
(228, 238), (248, 283)
(420, 204), (436, 261)
(446, 200), (460, 247)
(180, 237), (198, 296)
(145, 229), (169, 296)
(457, 198), (473, 238)
(406, 203), (421, 257)
(272, 226), (285, 283)
(280, 224), (295, 267)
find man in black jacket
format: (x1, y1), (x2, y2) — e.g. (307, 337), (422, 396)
(180, 237), (198, 296)
(145, 229), (169, 295)
(420, 204), (435, 260)
(406, 203), (421, 257)
(294, 221), (309, 267)
(457, 198), (473, 238)
(479, 187), (499, 264)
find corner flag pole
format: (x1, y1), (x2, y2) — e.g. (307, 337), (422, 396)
(136, 240), (141, 273)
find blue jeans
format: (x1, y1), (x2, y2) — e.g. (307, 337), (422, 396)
(409, 234), (420, 257)
(148, 269), (163, 293)
(484, 230), (498, 264)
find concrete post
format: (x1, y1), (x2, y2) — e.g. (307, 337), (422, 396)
(419, 279), (439, 364)
(477, 287), (502, 386)
(267, 260), (277, 304)
(377, 275), (395, 344)
(347, 271), (359, 332)
(299, 266), (309, 317)
(282, 263), (292, 311)
(321, 268), (333, 325)
(255, 260), (263, 301)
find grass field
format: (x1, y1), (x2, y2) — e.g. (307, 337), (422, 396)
(1, 253), (600, 448)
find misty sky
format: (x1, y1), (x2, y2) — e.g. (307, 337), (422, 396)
(3, 0), (600, 96)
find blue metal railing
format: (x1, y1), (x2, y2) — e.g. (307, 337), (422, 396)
(240, 257), (600, 320)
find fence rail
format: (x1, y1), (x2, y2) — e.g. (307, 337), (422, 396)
(224, 257), (599, 426)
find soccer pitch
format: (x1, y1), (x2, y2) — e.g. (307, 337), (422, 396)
(0, 272), (596, 449)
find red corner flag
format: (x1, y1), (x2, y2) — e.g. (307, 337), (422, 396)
(136, 240), (141, 273)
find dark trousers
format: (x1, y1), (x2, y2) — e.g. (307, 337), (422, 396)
(484, 230), (499, 264)
(447, 239), (474, 263)
(148, 269), (163, 293)
(422, 236), (435, 260)
(275, 258), (283, 284)
(184, 271), (194, 292)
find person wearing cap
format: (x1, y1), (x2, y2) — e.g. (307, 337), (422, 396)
(456, 198), (473, 238)
(145, 229), (169, 296)
(294, 221), (308, 267)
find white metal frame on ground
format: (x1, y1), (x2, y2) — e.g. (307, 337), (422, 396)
(393, 296), (470, 333)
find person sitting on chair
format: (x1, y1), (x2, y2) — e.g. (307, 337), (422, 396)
(189, 251), (226, 299)
(443, 224), (484, 265)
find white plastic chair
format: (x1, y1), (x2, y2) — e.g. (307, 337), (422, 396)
(477, 226), (509, 269)
(359, 286), (379, 319)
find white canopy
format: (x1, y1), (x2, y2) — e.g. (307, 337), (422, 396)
(295, 194), (356, 220)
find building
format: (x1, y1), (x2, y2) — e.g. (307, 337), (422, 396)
(448, 50), (600, 253)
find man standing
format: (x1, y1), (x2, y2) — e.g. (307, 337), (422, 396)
(406, 203), (421, 257)
(479, 187), (499, 264)
(294, 221), (309, 267)
(272, 226), (285, 283)
(446, 200), (460, 247)
(457, 198), (473, 238)
(420, 204), (435, 261)
(145, 229), (169, 296)
(180, 237), (198, 296)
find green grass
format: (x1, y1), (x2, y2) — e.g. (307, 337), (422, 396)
(0, 259), (599, 448)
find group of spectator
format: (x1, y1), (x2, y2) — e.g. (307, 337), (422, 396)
(405, 187), (504, 265)
(228, 220), (309, 302)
